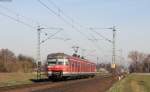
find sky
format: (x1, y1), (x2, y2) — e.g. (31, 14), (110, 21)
(0, 0), (150, 65)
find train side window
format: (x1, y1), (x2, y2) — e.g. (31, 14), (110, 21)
(64, 59), (69, 65)
(65, 61), (69, 65)
(72, 62), (74, 67)
(57, 61), (64, 65)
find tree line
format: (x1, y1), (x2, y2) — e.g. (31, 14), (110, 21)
(128, 51), (150, 73)
(0, 48), (36, 72)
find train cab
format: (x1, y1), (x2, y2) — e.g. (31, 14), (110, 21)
(46, 54), (69, 78)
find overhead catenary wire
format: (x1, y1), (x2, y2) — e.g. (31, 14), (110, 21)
(48, 0), (108, 43)
(88, 32), (106, 52)
(38, 0), (94, 53)
(48, 0), (98, 46)
(0, 2), (82, 57)
(0, 10), (63, 40)
(0, 0), (106, 61)
(91, 29), (112, 43)
(38, 0), (113, 63)
(47, 0), (111, 54)
(0, 11), (35, 29)
(46, 0), (86, 51)
(47, 0), (84, 28)
(37, 0), (107, 55)
(0, 4), (65, 40)
(0, 4), (60, 29)
(1, 10), (63, 41)
(37, 0), (91, 41)
(0, 4), (40, 25)
(47, 0), (93, 39)
(0, 1), (114, 63)
(40, 30), (62, 44)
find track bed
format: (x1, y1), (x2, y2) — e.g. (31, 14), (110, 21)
(0, 75), (117, 92)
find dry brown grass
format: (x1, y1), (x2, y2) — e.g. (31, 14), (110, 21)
(0, 72), (36, 87)
(108, 73), (150, 92)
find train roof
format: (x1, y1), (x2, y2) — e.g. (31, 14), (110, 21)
(69, 56), (95, 65)
(47, 53), (69, 58)
(47, 53), (96, 65)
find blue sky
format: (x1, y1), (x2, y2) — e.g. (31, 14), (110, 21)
(0, 0), (150, 64)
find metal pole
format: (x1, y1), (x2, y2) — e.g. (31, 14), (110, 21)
(37, 26), (41, 80)
(37, 27), (41, 63)
(97, 57), (99, 65)
(119, 49), (123, 65)
(112, 26), (116, 75)
(112, 26), (116, 65)
(97, 57), (99, 70)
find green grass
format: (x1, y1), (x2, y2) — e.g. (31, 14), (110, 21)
(0, 72), (47, 87)
(107, 73), (150, 92)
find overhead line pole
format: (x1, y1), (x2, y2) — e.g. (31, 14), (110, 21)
(112, 26), (116, 70)
(37, 26), (44, 80)
(89, 26), (117, 74)
(36, 26), (63, 80)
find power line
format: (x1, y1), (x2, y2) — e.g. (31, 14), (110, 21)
(0, 4), (62, 37)
(47, 0), (110, 54)
(38, 0), (115, 62)
(91, 29), (112, 43)
(88, 33), (107, 52)
(37, 0), (92, 52)
(0, 5), (65, 45)
(0, 11), (35, 29)
(37, 0), (105, 53)
(48, 0), (106, 41)
(89, 26), (118, 71)
(37, 0), (91, 41)
(40, 30), (62, 44)
(0, 4), (40, 26)
(47, 0), (84, 28)
(47, 0), (93, 40)
(0, 10), (57, 40)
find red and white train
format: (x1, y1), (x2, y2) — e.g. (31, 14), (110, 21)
(46, 53), (96, 79)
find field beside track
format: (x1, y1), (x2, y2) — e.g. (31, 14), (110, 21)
(0, 72), (46, 87)
(107, 73), (150, 92)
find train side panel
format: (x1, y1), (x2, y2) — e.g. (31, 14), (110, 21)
(62, 57), (96, 77)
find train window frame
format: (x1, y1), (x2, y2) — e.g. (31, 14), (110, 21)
(47, 61), (57, 66)
(57, 59), (65, 65)
(47, 58), (57, 66)
(65, 61), (69, 66)
(64, 59), (69, 66)
(57, 61), (64, 65)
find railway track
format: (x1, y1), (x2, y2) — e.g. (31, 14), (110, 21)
(0, 75), (116, 92)
(0, 79), (53, 92)
(32, 75), (116, 92)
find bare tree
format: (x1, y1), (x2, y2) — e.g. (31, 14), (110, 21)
(0, 49), (17, 72)
(0, 48), (36, 73)
(17, 54), (36, 72)
(128, 51), (147, 73)
(143, 55), (150, 72)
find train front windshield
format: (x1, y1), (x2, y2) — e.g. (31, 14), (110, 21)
(47, 59), (64, 66)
